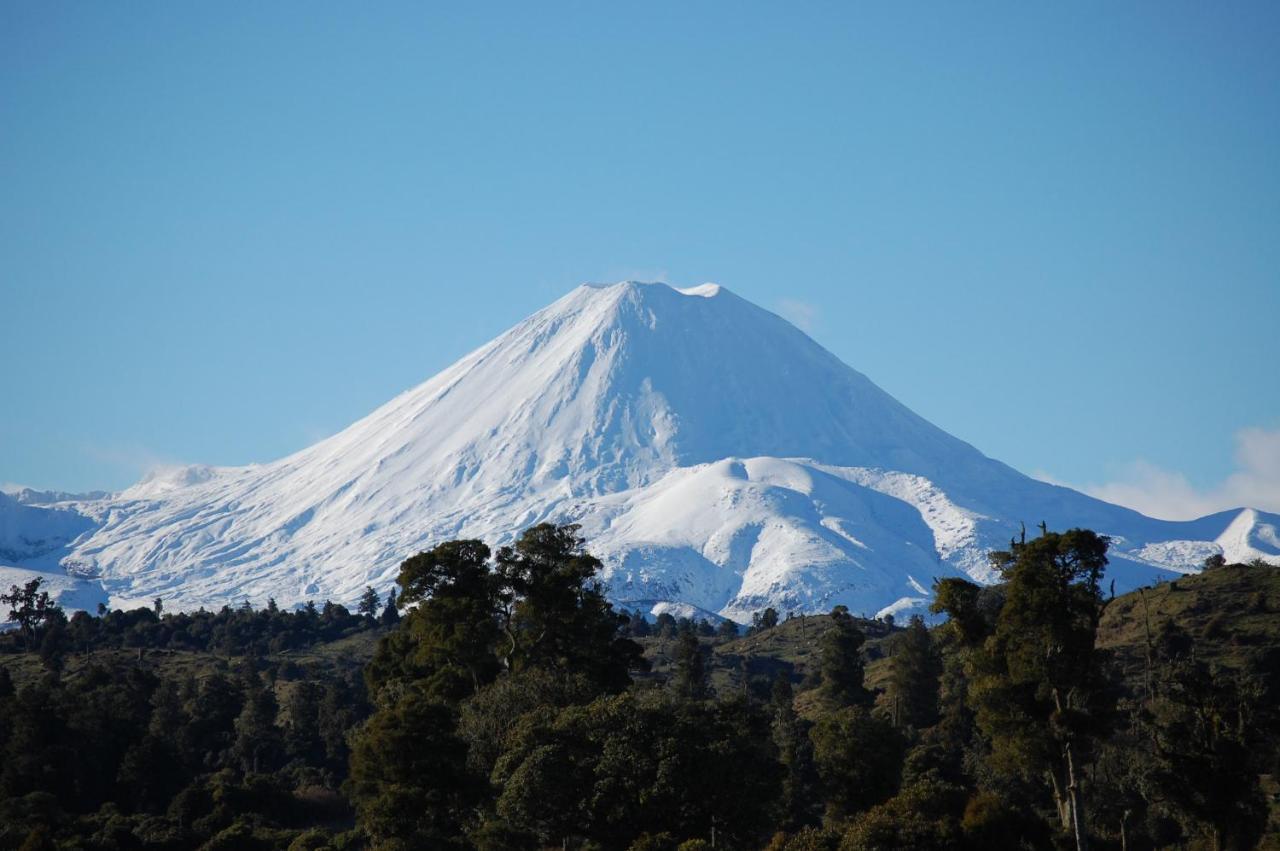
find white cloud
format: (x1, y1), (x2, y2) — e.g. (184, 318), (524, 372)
(1046, 426), (1280, 520)
(777, 298), (819, 333)
(81, 442), (183, 484)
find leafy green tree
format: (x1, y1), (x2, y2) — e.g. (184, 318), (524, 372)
(357, 586), (380, 621)
(770, 674), (818, 830)
(753, 608), (780, 631)
(1202, 553), (1227, 571)
(763, 826), (843, 850)
(366, 539), (501, 702)
(489, 690), (781, 849)
(232, 670), (282, 774)
(818, 606), (872, 708)
(494, 523), (645, 692)
(37, 614), (71, 672)
(117, 733), (184, 814)
(348, 691), (482, 848)
(929, 579), (989, 646)
(2, 578), (61, 651)
(810, 707), (905, 821)
(1087, 730), (1153, 851)
(379, 590), (400, 626)
(884, 615), (941, 729)
(184, 672), (243, 769)
(932, 528), (1111, 851)
(0, 681), (78, 801)
(457, 668), (600, 781)
(958, 792), (1052, 850)
(282, 680), (324, 764)
(625, 609), (652, 637)
(317, 676), (365, 772)
(1140, 656), (1268, 850)
(837, 778), (965, 850)
(673, 628), (709, 701)
(147, 680), (188, 758)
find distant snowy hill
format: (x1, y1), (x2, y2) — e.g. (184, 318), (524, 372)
(6, 282), (1278, 619)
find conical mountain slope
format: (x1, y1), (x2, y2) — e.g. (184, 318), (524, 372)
(25, 282), (1280, 618)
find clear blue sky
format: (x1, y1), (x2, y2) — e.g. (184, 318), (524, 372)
(3, 2), (1278, 517)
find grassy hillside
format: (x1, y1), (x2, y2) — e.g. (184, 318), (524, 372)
(658, 564), (1280, 703)
(632, 611), (901, 727)
(1098, 562), (1280, 679)
(0, 623), (382, 693)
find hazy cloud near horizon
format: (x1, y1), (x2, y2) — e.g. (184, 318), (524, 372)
(1040, 426), (1280, 521)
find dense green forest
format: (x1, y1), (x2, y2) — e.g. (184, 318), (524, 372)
(1, 524), (1277, 850)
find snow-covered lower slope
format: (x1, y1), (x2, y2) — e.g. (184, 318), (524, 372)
(0, 491), (108, 614)
(0, 490), (97, 569)
(9, 282), (1279, 618)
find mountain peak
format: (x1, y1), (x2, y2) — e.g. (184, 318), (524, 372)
(578, 280), (724, 299)
(15, 281), (1278, 617)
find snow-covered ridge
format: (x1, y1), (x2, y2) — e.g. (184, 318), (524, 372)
(7, 281), (1278, 617)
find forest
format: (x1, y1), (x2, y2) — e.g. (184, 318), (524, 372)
(0, 523), (1277, 850)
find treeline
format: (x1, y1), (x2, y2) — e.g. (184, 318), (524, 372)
(0, 524), (1277, 849)
(0, 582), (396, 849)
(0, 654), (368, 849)
(0, 579), (399, 664)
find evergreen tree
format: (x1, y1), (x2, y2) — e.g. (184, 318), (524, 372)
(494, 523), (645, 692)
(232, 669), (281, 774)
(753, 607), (780, 631)
(379, 589), (400, 626)
(885, 614), (942, 729)
(318, 676), (365, 771)
(349, 691), (478, 848)
(770, 674), (818, 830)
(810, 706), (905, 821)
(357, 586), (380, 621)
(282, 680), (324, 764)
(148, 679), (188, 754)
(366, 539), (501, 702)
(1202, 553), (1227, 571)
(37, 614), (71, 672)
(818, 606), (872, 708)
(673, 629), (709, 701)
(116, 732), (183, 814)
(933, 527), (1111, 851)
(627, 609), (652, 637)
(1140, 654), (1269, 849)
(185, 671), (243, 768)
(489, 690), (781, 849)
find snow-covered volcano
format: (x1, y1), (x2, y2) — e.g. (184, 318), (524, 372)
(7, 282), (1278, 619)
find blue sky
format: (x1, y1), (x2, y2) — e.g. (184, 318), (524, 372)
(2, 2), (1278, 519)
